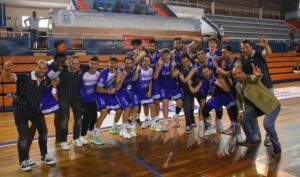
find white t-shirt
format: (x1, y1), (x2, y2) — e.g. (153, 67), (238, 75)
(26, 16), (41, 30)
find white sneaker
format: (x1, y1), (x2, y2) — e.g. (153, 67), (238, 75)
(19, 160), (31, 171)
(237, 134), (243, 143)
(60, 141), (70, 151)
(74, 138), (83, 147)
(79, 136), (88, 145)
(41, 154), (56, 165)
(215, 119), (225, 133)
(141, 120), (151, 129)
(161, 124), (169, 132)
(130, 128), (137, 137)
(119, 129), (132, 139)
(204, 127), (217, 136)
(126, 123), (133, 129)
(198, 124), (205, 138)
(172, 115), (180, 127)
(28, 159), (37, 168)
(151, 122), (162, 132)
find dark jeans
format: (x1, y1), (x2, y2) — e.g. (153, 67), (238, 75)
(59, 97), (82, 141)
(182, 91), (195, 127)
(14, 110), (48, 163)
(29, 29), (38, 46)
(81, 101), (97, 136)
(242, 105), (281, 153)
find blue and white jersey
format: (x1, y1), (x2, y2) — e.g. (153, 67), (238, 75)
(117, 66), (135, 91)
(145, 50), (161, 69)
(47, 59), (62, 80)
(80, 71), (100, 102)
(205, 48), (221, 60)
(173, 48), (189, 65)
(159, 61), (177, 90)
(225, 57), (239, 72)
(97, 68), (117, 90)
(128, 50), (135, 58)
(133, 67), (153, 95)
(207, 58), (217, 72)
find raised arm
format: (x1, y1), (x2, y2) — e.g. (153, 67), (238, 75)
(153, 59), (163, 80)
(132, 65), (141, 81)
(260, 35), (272, 57)
(2, 60), (17, 82)
(115, 70), (126, 92)
(134, 51), (146, 65)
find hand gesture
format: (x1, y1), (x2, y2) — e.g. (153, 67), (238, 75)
(3, 59), (14, 71)
(180, 35), (189, 41)
(179, 73), (185, 81)
(122, 70), (128, 78)
(252, 64), (261, 77)
(259, 35), (268, 47)
(188, 80), (193, 86)
(136, 65), (141, 73)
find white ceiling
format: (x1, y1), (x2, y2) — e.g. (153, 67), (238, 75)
(0, 0), (70, 9)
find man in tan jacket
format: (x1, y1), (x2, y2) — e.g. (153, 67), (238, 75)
(232, 66), (281, 158)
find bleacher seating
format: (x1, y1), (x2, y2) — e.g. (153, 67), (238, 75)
(206, 14), (299, 40)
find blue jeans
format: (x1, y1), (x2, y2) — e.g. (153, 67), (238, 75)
(242, 105), (281, 152)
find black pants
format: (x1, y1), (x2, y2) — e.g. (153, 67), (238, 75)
(59, 97), (82, 142)
(81, 101), (97, 136)
(202, 104), (223, 119)
(182, 91), (195, 127)
(14, 110), (48, 163)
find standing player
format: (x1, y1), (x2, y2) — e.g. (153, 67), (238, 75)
(171, 35), (202, 67)
(136, 39), (161, 129)
(115, 57), (139, 138)
(80, 56), (100, 144)
(132, 55), (159, 131)
(92, 57), (123, 144)
(28, 52), (67, 150)
(153, 48), (183, 131)
(205, 37), (222, 60)
(58, 56), (89, 150)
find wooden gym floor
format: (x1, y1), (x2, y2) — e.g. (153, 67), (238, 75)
(0, 82), (300, 177)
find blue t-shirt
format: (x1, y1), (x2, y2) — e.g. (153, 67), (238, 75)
(80, 71), (100, 102)
(159, 60), (178, 90)
(97, 68), (117, 92)
(132, 67), (153, 95)
(117, 66), (135, 92)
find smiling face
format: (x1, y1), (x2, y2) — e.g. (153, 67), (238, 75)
(148, 43), (157, 53)
(202, 67), (212, 80)
(124, 58), (133, 71)
(174, 39), (183, 51)
(162, 52), (171, 63)
(35, 60), (48, 78)
(70, 58), (80, 72)
(242, 43), (253, 57)
(209, 40), (217, 50)
(232, 67), (245, 83)
(197, 50), (207, 63)
(142, 56), (151, 69)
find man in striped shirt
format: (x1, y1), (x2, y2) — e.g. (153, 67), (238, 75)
(58, 56), (89, 150)
(2, 60), (55, 171)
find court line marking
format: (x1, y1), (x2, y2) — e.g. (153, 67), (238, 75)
(101, 134), (163, 177)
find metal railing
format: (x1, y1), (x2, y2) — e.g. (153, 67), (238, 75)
(163, 0), (281, 20)
(163, 0), (203, 8)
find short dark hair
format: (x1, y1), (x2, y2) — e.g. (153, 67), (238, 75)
(208, 37), (219, 44)
(161, 48), (170, 54)
(131, 38), (142, 46)
(242, 39), (252, 47)
(54, 52), (66, 61)
(197, 49), (205, 53)
(54, 40), (65, 48)
(90, 56), (99, 62)
(174, 37), (182, 42)
(148, 39), (157, 45)
(222, 45), (233, 53)
(109, 56), (118, 62)
(201, 65), (211, 71)
(142, 55), (151, 62)
(124, 56), (133, 63)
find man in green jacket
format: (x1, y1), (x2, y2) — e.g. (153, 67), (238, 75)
(232, 66), (281, 158)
